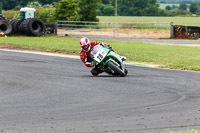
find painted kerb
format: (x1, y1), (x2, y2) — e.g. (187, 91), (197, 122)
(56, 21), (172, 39)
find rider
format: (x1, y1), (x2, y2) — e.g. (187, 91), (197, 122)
(80, 37), (126, 76)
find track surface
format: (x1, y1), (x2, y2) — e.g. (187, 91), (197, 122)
(0, 50), (200, 133)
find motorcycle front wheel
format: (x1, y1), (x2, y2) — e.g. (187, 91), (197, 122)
(107, 61), (126, 77)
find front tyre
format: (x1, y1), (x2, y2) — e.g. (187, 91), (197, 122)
(107, 61), (126, 77)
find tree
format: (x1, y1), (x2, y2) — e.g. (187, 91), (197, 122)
(78, 0), (101, 21)
(189, 2), (199, 14)
(102, 0), (113, 5)
(42, 4), (54, 8)
(38, 0), (59, 5)
(98, 4), (115, 16)
(158, 8), (173, 16)
(1, 0), (59, 10)
(54, 0), (81, 21)
(171, 5), (179, 11)
(1, 0), (25, 10)
(179, 3), (187, 10)
(27, 1), (42, 8)
(165, 5), (171, 10)
(36, 8), (55, 23)
(174, 10), (191, 16)
(118, 0), (160, 16)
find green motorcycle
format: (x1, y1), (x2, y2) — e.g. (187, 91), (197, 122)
(91, 45), (128, 77)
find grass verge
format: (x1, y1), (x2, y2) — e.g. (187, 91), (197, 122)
(163, 129), (200, 133)
(0, 37), (200, 71)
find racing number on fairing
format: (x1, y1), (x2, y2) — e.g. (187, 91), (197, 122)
(94, 49), (107, 63)
(97, 53), (104, 61)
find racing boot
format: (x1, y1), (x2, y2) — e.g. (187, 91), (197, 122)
(91, 67), (103, 76)
(125, 69), (128, 75)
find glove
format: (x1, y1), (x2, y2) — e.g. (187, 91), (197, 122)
(102, 43), (113, 51)
(106, 44), (112, 49)
(91, 61), (95, 67)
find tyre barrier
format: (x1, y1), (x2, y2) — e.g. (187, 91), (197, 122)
(8, 19), (18, 34)
(12, 19), (24, 34)
(0, 20), (12, 35)
(19, 18), (46, 36)
(0, 18), (46, 36)
(0, 15), (6, 20)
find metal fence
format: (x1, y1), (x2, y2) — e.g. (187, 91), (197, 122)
(56, 20), (173, 39)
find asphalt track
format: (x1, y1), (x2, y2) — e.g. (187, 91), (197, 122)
(0, 50), (200, 133)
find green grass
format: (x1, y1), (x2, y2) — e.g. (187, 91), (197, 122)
(0, 37), (200, 71)
(163, 129), (200, 133)
(0, 37), (80, 54)
(98, 16), (200, 26)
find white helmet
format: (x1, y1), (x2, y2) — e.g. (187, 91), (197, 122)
(80, 37), (91, 52)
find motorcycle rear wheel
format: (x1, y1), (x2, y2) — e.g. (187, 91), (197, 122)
(107, 61), (126, 77)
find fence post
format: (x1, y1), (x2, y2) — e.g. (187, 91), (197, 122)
(55, 20), (58, 35)
(170, 22), (174, 39)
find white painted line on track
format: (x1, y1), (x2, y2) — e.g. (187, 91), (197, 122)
(0, 49), (80, 59)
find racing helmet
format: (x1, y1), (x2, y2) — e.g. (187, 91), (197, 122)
(80, 37), (91, 52)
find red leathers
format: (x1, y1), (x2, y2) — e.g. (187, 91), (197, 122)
(80, 41), (107, 67)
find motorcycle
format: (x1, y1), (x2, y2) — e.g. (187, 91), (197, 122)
(91, 45), (128, 77)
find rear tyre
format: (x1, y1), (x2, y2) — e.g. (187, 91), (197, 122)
(107, 61), (126, 77)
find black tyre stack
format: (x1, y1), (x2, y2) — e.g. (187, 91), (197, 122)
(0, 15), (6, 20)
(19, 18), (46, 36)
(0, 16), (46, 36)
(12, 19), (25, 34)
(0, 16), (12, 35)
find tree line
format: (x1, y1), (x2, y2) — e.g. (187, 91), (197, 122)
(100, 0), (163, 16)
(2, 0), (200, 23)
(164, 1), (200, 14)
(1, 0), (59, 10)
(158, 0), (200, 4)
(1, 0), (170, 16)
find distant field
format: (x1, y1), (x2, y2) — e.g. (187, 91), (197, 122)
(159, 3), (180, 10)
(159, 3), (189, 11)
(98, 16), (200, 26)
